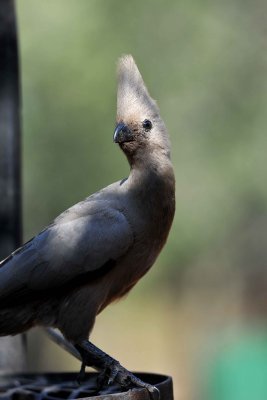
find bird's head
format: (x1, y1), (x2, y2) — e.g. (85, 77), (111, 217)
(114, 55), (170, 167)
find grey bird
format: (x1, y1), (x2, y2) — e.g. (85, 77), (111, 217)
(0, 55), (175, 393)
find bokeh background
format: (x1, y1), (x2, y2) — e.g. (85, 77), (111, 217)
(15, 1), (267, 399)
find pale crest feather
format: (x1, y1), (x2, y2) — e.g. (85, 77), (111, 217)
(117, 55), (159, 120)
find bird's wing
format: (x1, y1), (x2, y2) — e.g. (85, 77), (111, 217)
(0, 207), (133, 300)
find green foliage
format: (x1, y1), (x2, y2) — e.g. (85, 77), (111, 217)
(204, 330), (267, 400)
(17, 0), (267, 287)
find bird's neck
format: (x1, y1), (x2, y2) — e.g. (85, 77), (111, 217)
(129, 151), (174, 186)
(128, 154), (175, 223)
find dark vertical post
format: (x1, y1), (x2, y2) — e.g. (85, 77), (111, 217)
(0, 0), (27, 370)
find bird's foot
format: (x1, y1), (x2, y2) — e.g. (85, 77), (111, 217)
(100, 359), (160, 400)
(77, 360), (86, 384)
(76, 340), (160, 400)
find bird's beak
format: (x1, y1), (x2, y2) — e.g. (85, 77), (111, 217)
(113, 123), (134, 143)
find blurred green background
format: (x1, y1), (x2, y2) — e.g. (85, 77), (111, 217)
(16, 0), (267, 399)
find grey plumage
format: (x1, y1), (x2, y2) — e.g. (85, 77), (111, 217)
(0, 55), (175, 346)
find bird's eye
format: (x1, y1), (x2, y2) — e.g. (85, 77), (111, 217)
(142, 119), (153, 131)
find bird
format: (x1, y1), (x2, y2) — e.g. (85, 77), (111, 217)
(0, 55), (175, 394)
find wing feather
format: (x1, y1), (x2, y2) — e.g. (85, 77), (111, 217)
(0, 208), (133, 301)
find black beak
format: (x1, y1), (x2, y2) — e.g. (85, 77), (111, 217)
(113, 123), (134, 143)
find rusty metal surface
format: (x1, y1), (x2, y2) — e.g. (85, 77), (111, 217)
(0, 372), (173, 400)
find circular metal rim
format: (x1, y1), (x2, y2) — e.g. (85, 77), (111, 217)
(0, 372), (173, 400)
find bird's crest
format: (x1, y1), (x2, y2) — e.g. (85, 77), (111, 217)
(117, 55), (159, 121)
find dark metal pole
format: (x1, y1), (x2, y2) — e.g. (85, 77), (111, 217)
(0, 0), (27, 371)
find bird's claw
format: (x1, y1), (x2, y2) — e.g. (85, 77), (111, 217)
(145, 386), (160, 400)
(98, 360), (160, 400)
(96, 361), (122, 389)
(107, 362), (120, 385)
(76, 341), (160, 399)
